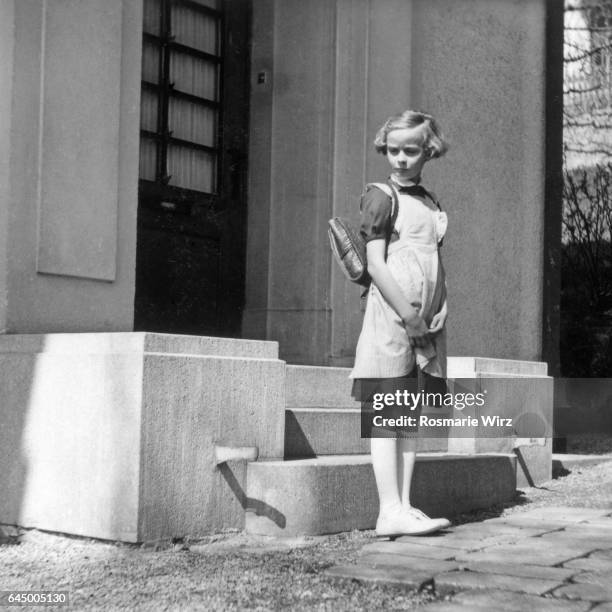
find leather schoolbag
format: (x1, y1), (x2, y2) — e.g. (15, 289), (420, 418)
(327, 181), (399, 287)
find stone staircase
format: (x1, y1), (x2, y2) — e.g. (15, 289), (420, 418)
(0, 332), (550, 542)
(283, 365), (367, 458)
(245, 364), (521, 536)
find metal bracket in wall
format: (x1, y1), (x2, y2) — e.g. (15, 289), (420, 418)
(214, 445), (259, 465)
(513, 437), (546, 448)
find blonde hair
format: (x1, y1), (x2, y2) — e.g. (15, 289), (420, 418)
(374, 110), (448, 159)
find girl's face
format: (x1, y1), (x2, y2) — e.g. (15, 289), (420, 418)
(385, 127), (428, 181)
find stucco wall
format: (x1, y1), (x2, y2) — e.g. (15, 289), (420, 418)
(0, 0), (15, 333)
(2, 0), (552, 357)
(244, 0), (550, 365)
(411, 0), (547, 363)
(243, 0), (338, 364)
(3, 0), (142, 332)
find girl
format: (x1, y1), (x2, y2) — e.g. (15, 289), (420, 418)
(350, 110), (451, 537)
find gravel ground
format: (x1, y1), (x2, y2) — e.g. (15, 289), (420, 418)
(0, 529), (436, 611)
(2, 459), (612, 612)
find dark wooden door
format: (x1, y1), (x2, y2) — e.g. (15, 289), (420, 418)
(134, 0), (250, 336)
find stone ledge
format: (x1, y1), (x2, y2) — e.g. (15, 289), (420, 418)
(0, 332), (280, 359)
(447, 357), (549, 377)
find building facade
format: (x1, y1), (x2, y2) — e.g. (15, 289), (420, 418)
(0, 0), (562, 365)
(0, 0), (564, 542)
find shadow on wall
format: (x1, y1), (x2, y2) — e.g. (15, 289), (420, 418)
(218, 463), (286, 529)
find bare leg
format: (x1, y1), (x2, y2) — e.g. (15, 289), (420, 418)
(371, 435), (445, 536)
(397, 437), (451, 528)
(397, 437), (418, 507)
(370, 437), (402, 514)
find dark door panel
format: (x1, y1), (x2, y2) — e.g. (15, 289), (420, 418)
(135, 0), (250, 337)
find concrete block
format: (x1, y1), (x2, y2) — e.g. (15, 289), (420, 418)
(246, 455), (377, 536)
(246, 453), (516, 536)
(0, 332), (285, 542)
(447, 357), (553, 487)
(138, 352), (285, 540)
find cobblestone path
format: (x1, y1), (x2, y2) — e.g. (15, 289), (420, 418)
(327, 507), (612, 611)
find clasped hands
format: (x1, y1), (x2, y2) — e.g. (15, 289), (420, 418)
(402, 303), (447, 349)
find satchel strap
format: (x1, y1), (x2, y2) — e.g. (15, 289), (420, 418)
(425, 189), (442, 211)
(367, 181), (444, 247)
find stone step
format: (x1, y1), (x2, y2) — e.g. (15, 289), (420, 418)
(284, 408), (368, 457)
(285, 358), (549, 408)
(284, 407), (448, 457)
(447, 357), (548, 377)
(286, 365), (355, 408)
(286, 358), (550, 409)
(245, 452), (517, 536)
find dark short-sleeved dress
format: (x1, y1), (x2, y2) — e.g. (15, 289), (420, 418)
(350, 182), (448, 381)
(351, 183), (448, 435)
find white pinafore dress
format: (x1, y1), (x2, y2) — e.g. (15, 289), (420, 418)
(349, 183), (448, 381)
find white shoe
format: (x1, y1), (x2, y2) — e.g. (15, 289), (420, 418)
(405, 506), (451, 531)
(375, 508), (447, 537)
